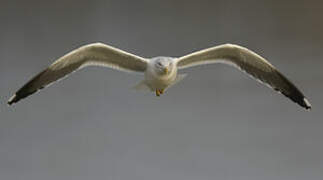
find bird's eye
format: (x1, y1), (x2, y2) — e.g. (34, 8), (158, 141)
(157, 62), (162, 66)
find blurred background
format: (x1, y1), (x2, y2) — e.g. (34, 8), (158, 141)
(0, 0), (322, 179)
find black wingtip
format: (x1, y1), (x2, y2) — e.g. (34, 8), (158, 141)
(302, 98), (312, 111)
(283, 92), (312, 111)
(7, 69), (49, 106)
(7, 94), (18, 106)
(7, 88), (39, 106)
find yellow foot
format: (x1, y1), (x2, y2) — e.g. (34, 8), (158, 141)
(159, 89), (164, 94)
(155, 90), (161, 96)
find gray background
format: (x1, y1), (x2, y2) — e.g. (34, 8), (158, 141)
(1, 0), (322, 180)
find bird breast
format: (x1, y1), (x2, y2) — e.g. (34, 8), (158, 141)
(145, 65), (177, 89)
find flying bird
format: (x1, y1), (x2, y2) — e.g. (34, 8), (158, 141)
(8, 43), (311, 110)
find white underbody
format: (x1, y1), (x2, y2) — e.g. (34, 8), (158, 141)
(143, 61), (178, 91)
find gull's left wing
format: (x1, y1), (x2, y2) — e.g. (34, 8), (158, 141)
(175, 44), (311, 110)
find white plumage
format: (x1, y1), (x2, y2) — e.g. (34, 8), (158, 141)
(8, 43), (311, 110)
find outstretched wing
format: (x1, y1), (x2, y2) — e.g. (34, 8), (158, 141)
(175, 44), (311, 110)
(8, 43), (148, 105)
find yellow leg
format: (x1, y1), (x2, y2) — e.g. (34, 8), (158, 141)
(159, 89), (164, 94)
(155, 89), (160, 96)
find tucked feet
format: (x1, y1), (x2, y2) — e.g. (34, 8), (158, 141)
(155, 89), (164, 96)
(155, 89), (161, 96)
(159, 89), (164, 94)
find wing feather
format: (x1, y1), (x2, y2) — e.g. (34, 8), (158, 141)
(175, 44), (311, 110)
(8, 43), (148, 105)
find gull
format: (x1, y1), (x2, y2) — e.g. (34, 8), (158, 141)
(8, 43), (311, 110)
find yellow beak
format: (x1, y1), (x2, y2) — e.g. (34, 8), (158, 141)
(164, 67), (169, 74)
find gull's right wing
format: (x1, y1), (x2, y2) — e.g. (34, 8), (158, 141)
(8, 43), (148, 105)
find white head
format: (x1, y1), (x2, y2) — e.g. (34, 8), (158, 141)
(151, 56), (175, 75)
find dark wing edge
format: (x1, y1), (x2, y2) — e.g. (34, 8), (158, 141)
(8, 69), (48, 105)
(176, 44), (312, 110)
(7, 65), (77, 106)
(273, 71), (311, 110)
(7, 42), (148, 106)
